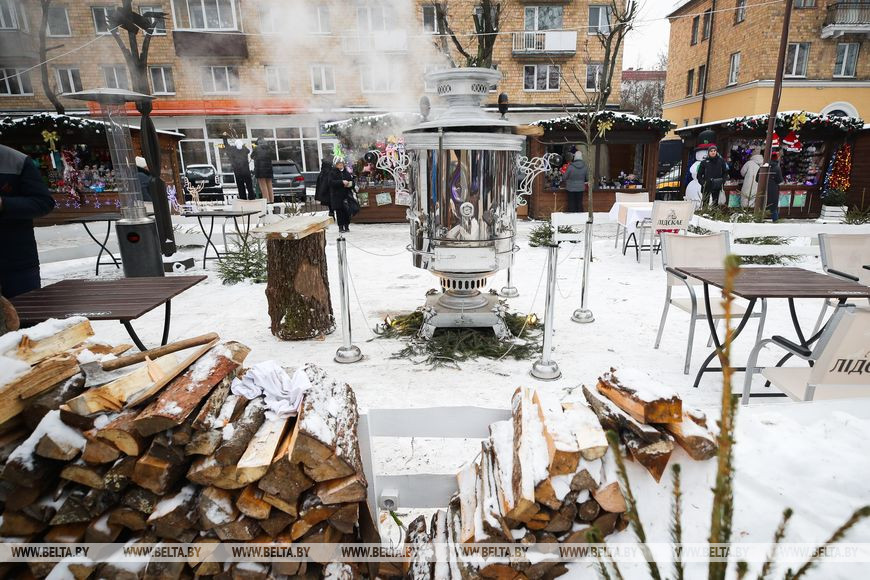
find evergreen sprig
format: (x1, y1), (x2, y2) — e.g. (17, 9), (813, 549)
(216, 239), (268, 285)
(784, 505), (870, 580)
(758, 508), (793, 580)
(670, 464), (685, 580)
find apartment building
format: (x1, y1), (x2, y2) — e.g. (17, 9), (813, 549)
(0, 0), (624, 182)
(663, 0), (870, 130)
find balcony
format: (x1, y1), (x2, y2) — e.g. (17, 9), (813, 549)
(341, 31), (408, 54)
(822, 2), (870, 38)
(512, 30), (577, 56)
(0, 30), (38, 62)
(172, 30), (248, 58)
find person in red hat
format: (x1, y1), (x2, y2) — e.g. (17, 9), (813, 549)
(697, 144), (728, 206)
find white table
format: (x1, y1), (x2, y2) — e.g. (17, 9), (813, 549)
(609, 201), (653, 255)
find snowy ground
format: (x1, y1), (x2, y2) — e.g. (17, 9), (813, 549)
(36, 217), (870, 579)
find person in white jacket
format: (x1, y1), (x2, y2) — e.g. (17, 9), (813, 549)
(740, 152), (764, 207)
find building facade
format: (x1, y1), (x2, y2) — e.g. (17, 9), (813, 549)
(0, 0), (624, 183)
(663, 0), (870, 130)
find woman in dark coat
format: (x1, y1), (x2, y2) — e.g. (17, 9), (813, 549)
(252, 138), (274, 203)
(329, 160), (354, 233)
(315, 160), (333, 216)
(221, 134), (254, 200)
(757, 152), (785, 222)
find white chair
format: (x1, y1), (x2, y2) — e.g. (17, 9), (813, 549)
(655, 232), (767, 375)
(222, 198), (268, 248)
(637, 200), (695, 270)
(811, 233), (870, 335)
(742, 305), (870, 405)
(613, 192), (649, 250)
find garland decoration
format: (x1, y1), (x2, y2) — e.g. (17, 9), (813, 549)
(726, 111), (863, 134)
(532, 111), (674, 134)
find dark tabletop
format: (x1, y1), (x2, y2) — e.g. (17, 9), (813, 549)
(184, 210), (262, 218)
(11, 276), (207, 324)
(34, 213), (122, 226)
(675, 267), (870, 299)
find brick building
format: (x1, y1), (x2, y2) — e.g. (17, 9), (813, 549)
(0, 0), (625, 184)
(663, 0), (870, 130)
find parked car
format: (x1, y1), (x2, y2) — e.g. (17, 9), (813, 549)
(272, 161), (307, 202)
(183, 164), (223, 200)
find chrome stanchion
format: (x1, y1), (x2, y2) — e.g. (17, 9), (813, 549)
(531, 243), (561, 381)
(572, 218), (595, 324)
(334, 235), (362, 364)
(499, 249), (519, 298)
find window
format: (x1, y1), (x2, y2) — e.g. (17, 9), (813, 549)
(702, 9), (712, 40)
(201, 65), (239, 93)
(265, 65), (290, 93)
(315, 5), (329, 33)
(785, 42), (809, 77)
(149, 66), (175, 94)
(0, 0), (27, 30)
(728, 52), (740, 85)
(310, 64), (335, 93)
(102, 65), (130, 89)
(47, 6), (70, 36)
(424, 63), (448, 92)
(174, 0), (238, 30)
(252, 127), (321, 173)
(361, 62), (400, 93)
(834, 43), (859, 77)
(523, 64), (559, 91)
(794, 0), (815, 7)
(422, 4), (439, 33)
(140, 5), (166, 34)
(92, 6), (112, 35)
(0, 67), (32, 95)
(258, 2), (276, 33)
(690, 16), (699, 45)
(357, 4), (392, 32)
(525, 6), (563, 31)
(735, 0), (746, 23)
(686, 68), (694, 96)
(588, 5), (610, 35)
(55, 67), (81, 93)
(696, 64), (706, 94)
(585, 63), (602, 91)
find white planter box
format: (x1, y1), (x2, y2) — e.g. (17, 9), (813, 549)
(818, 205), (849, 224)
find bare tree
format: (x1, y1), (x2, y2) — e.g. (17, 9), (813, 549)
(108, 0), (158, 96)
(37, 0), (64, 114)
(434, 0), (501, 68)
(621, 72), (665, 117)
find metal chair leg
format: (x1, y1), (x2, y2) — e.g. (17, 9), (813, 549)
(685, 315), (697, 375)
(637, 228), (645, 263)
(755, 298), (768, 345)
(649, 232), (656, 270)
(654, 289), (671, 349)
(614, 224), (621, 248)
(811, 300), (829, 337)
(742, 338), (773, 405)
(707, 319), (718, 347)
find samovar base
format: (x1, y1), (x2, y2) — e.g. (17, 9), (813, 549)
(419, 293), (511, 341)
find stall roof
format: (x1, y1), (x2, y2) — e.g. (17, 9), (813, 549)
(530, 110), (675, 134)
(675, 111), (864, 136)
(0, 113), (184, 137)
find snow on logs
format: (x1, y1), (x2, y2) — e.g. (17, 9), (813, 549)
(0, 318), (369, 579)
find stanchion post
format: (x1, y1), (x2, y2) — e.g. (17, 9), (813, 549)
(499, 248), (519, 298)
(531, 243), (561, 381)
(572, 218), (595, 324)
(334, 235), (362, 364)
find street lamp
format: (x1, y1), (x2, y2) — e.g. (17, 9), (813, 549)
(66, 88), (164, 277)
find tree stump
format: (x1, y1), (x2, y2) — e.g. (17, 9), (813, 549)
(265, 230), (335, 340)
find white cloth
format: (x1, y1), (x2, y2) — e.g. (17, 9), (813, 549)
(230, 361), (311, 419)
(740, 154), (764, 207)
(608, 202), (653, 236)
(685, 161), (702, 207)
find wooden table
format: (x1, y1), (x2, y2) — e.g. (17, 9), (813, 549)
(11, 276), (206, 351)
(252, 215), (335, 340)
(184, 209), (263, 268)
(673, 267), (870, 391)
(35, 213), (123, 275)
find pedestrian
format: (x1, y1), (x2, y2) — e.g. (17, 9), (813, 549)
(135, 156), (152, 202)
(757, 152), (784, 222)
(697, 145), (728, 206)
(739, 150), (764, 207)
(315, 159), (333, 216)
(221, 133), (254, 200)
(0, 144), (55, 299)
(252, 138), (274, 203)
(329, 159), (355, 233)
(561, 150), (588, 213)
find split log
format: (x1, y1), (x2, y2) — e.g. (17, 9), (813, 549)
(592, 482), (626, 514)
(544, 491), (578, 533)
(108, 507), (147, 531)
(526, 510), (551, 531)
(133, 341), (250, 436)
(259, 510), (295, 537)
(60, 460), (109, 489)
(44, 522), (88, 542)
(104, 456), (137, 493)
(0, 427), (26, 464)
(404, 515), (433, 579)
(232, 562), (271, 580)
(509, 387), (546, 523)
(121, 487), (159, 515)
(192, 377), (233, 430)
(596, 370), (682, 424)
(289, 496), (339, 540)
(21, 373), (86, 430)
(237, 484), (271, 520)
(532, 391), (581, 475)
(95, 411), (146, 455)
(660, 410), (718, 460)
(50, 488), (117, 526)
(230, 416), (290, 484)
(261, 491), (298, 518)
(477, 441), (512, 542)
(456, 461), (478, 543)
(187, 455), (227, 486)
(143, 560), (186, 580)
(3, 484), (42, 511)
(535, 474), (573, 511)
(132, 436), (188, 494)
(570, 458), (601, 492)
(35, 418), (86, 461)
(189, 538), (221, 577)
(327, 502), (358, 535)
(146, 485), (197, 535)
(0, 511), (46, 535)
(592, 512), (619, 537)
(577, 498), (601, 522)
(2, 317), (93, 366)
(258, 435), (314, 506)
(215, 516), (261, 541)
(200, 392), (247, 432)
(85, 512), (122, 543)
(622, 430), (674, 483)
(198, 486), (239, 529)
(185, 429), (222, 456)
(561, 402), (608, 461)
(81, 434), (121, 465)
(314, 473), (366, 505)
(214, 397), (267, 466)
(3, 410), (71, 490)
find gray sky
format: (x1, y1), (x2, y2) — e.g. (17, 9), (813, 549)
(623, 0), (673, 69)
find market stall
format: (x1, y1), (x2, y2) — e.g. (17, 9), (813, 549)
(674, 112), (864, 217)
(0, 114), (183, 218)
(324, 113), (420, 224)
(526, 112), (674, 220)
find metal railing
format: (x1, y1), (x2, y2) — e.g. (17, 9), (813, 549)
(825, 2), (870, 27)
(511, 30), (577, 53)
(341, 31), (408, 54)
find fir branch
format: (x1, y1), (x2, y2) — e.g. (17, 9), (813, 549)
(757, 508), (793, 580)
(670, 464), (684, 580)
(736, 561), (749, 580)
(605, 430), (662, 580)
(785, 505), (870, 580)
(585, 527), (623, 580)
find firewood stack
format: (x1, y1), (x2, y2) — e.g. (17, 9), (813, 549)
(0, 318), (368, 579)
(381, 371), (717, 580)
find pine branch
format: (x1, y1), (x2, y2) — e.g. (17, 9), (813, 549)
(757, 508), (793, 580)
(670, 464), (684, 580)
(605, 430), (662, 580)
(585, 527), (623, 580)
(785, 505), (870, 580)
